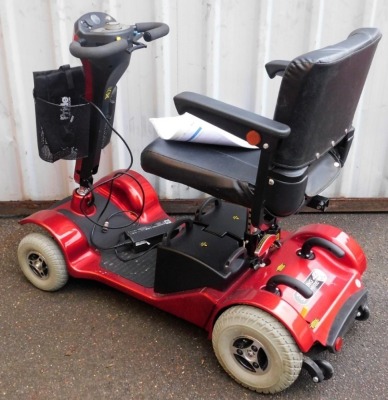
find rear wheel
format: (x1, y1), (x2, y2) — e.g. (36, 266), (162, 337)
(212, 305), (303, 394)
(18, 232), (68, 291)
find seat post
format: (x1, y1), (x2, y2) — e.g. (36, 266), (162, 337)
(245, 210), (280, 259)
(250, 138), (277, 227)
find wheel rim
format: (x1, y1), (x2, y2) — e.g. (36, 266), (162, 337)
(27, 251), (49, 280)
(231, 336), (270, 375)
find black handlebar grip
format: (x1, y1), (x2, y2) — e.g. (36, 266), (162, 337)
(135, 22), (169, 42)
(69, 39), (128, 60)
(300, 237), (345, 259)
(266, 275), (314, 299)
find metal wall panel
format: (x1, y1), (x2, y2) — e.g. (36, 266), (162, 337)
(0, 0), (387, 201)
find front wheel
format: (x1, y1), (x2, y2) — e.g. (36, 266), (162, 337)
(17, 232), (68, 291)
(212, 305), (303, 394)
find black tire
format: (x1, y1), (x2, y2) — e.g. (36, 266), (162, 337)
(356, 304), (370, 321)
(315, 359), (334, 380)
(212, 305), (303, 394)
(17, 232), (68, 291)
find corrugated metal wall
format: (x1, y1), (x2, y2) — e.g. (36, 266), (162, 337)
(1, 0), (387, 202)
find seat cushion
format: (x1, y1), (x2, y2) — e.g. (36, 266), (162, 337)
(141, 138), (260, 207)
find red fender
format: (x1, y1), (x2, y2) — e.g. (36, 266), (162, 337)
(292, 224), (367, 274)
(205, 273), (316, 353)
(20, 209), (100, 277)
(19, 169), (170, 279)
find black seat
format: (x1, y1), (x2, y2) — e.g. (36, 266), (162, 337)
(141, 28), (381, 226)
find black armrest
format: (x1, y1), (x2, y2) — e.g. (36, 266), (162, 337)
(173, 92), (290, 147)
(174, 92), (291, 226)
(265, 60), (290, 79)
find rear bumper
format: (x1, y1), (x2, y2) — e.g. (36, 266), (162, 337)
(326, 288), (368, 352)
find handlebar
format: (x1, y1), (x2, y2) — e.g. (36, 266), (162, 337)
(69, 39), (129, 59)
(135, 22), (169, 42)
(69, 21), (169, 60)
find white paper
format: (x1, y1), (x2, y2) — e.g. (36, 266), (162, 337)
(149, 113), (256, 148)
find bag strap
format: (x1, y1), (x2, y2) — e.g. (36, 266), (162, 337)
(59, 64), (75, 90)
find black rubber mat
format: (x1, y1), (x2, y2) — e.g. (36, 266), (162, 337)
(58, 194), (162, 287)
(100, 248), (157, 288)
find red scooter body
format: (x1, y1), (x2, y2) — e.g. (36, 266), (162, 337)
(20, 170), (367, 355)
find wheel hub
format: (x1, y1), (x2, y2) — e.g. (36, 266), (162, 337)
(231, 337), (269, 374)
(27, 252), (49, 280)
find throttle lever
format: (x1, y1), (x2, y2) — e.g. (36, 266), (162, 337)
(126, 41), (147, 54)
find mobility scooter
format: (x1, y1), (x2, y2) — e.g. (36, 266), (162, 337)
(17, 12), (381, 394)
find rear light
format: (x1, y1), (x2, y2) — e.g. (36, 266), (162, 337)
(334, 337), (343, 352)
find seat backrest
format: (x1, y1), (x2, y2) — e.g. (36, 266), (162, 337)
(272, 28), (381, 169)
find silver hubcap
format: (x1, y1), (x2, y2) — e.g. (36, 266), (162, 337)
(27, 252), (49, 280)
(231, 336), (269, 374)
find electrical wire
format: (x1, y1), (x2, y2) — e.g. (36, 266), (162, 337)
(76, 100), (148, 255)
(78, 99), (134, 228)
(78, 100), (143, 230)
(88, 100), (134, 172)
(88, 172), (147, 252)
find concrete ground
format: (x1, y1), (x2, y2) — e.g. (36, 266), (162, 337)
(0, 212), (387, 400)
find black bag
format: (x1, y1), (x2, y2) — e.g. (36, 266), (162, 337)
(33, 65), (91, 162)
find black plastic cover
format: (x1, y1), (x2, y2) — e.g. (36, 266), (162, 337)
(154, 223), (247, 293)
